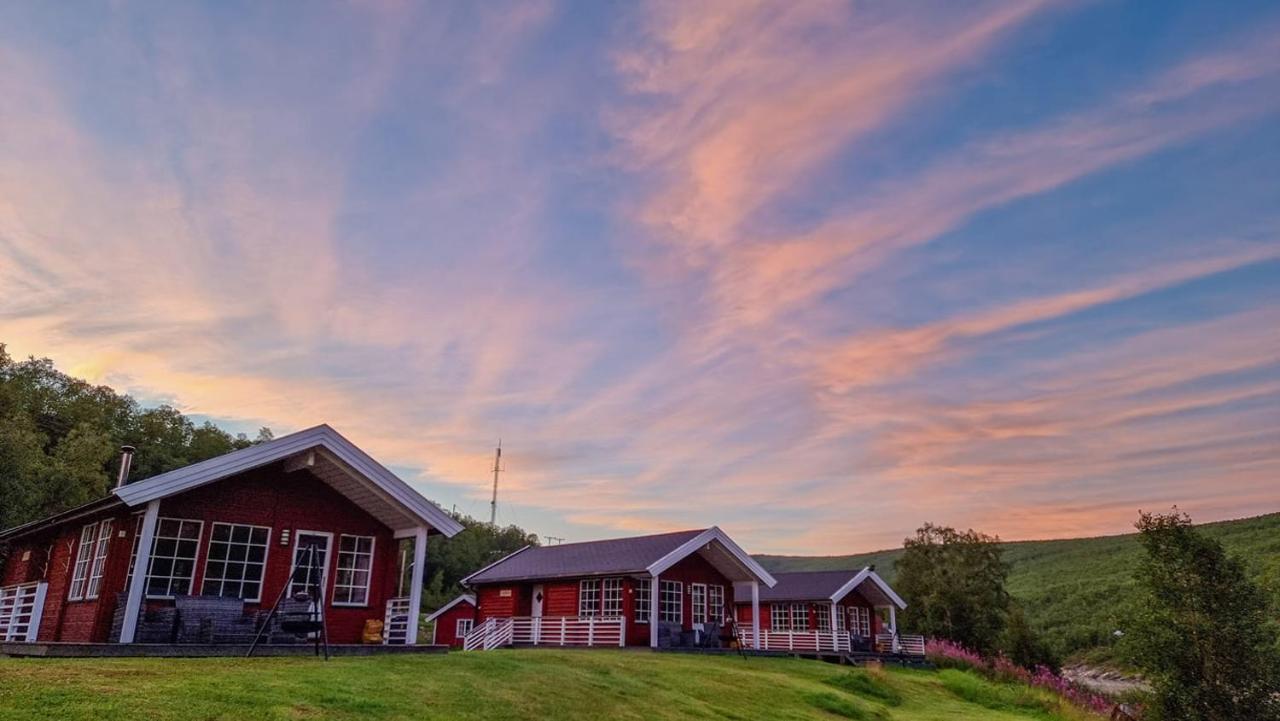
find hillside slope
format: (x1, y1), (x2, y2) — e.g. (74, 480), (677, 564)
(0, 650), (1100, 721)
(758, 512), (1280, 658)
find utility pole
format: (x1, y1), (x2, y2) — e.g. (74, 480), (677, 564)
(489, 440), (502, 526)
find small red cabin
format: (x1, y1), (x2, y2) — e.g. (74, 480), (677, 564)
(425, 594), (477, 648)
(454, 527), (776, 650)
(0, 425), (461, 650)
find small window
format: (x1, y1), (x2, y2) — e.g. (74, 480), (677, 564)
(67, 523), (97, 601)
(833, 606), (845, 631)
(145, 518), (204, 599)
(770, 603), (791, 631)
(333, 535), (375, 606)
(634, 578), (651, 623)
(659, 580), (682, 624)
(816, 604), (831, 631)
(579, 579), (600, 618)
(602, 578), (623, 618)
(201, 523), (271, 601)
(456, 618), (474, 637)
(708, 585), (725, 622)
(691, 583), (707, 624)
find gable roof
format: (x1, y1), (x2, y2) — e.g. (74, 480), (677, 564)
(424, 594), (476, 623)
(757, 568), (906, 609)
(113, 424), (463, 537)
(462, 527), (775, 586)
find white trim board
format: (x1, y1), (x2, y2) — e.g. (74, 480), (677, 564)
(113, 424), (462, 537)
(829, 567), (907, 610)
(647, 527), (776, 587)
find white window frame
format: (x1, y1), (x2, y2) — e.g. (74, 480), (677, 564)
(201, 522), (272, 602)
(709, 585), (725, 623)
(847, 606), (871, 636)
(791, 603), (808, 632)
(579, 578), (601, 618)
(833, 605), (845, 631)
(659, 580), (683, 624)
(85, 519), (113, 600)
(691, 583), (707, 625)
(145, 518), (205, 600)
(67, 523), (97, 601)
(634, 578), (651, 623)
(816, 604), (831, 631)
(601, 577), (623, 618)
(289, 530), (334, 598)
(456, 617), (473, 638)
(770, 603), (787, 631)
(332, 534), (375, 607)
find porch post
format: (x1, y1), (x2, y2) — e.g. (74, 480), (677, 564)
(119, 500), (160, 643)
(405, 526), (427, 645)
(648, 573), (660, 648)
(750, 580), (760, 650)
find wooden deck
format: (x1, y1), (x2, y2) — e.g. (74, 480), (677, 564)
(0, 642), (448, 658)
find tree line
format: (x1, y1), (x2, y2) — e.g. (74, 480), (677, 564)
(895, 513), (1280, 720)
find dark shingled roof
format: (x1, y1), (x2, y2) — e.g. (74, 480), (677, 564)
(758, 570), (868, 602)
(465, 529), (708, 584)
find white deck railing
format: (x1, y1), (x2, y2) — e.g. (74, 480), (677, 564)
(0, 581), (48, 642)
(383, 597), (411, 644)
(876, 632), (926, 656)
(463, 616), (625, 651)
(737, 628), (851, 653)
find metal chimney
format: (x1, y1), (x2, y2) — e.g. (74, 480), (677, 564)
(115, 445), (136, 489)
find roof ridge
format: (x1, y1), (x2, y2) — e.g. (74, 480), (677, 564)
(524, 527), (709, 551)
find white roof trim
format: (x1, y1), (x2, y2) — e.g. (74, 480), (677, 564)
(460, 545), (533, 586)
(424, 594), (476, 623)
(113, 424), (463, 537)
(829, 567), (907, 610)
(647, 527), (776, 587)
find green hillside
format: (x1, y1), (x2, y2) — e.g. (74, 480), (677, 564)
(0, 650), (1100, 721)
(758, 512), (1280, 660)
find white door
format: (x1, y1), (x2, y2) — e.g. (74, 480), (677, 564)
(531, 584), (544, 617)
(290, 531), (333, 600)
(531, 584), (545, 644)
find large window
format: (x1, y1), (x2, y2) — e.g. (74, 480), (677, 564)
(146, 518), (203, 599)
(201, 523), (270, 601)
(816, 604), (831, 631)
(333, 535), (375, 606)
(691, 583), (707, 624)
(85, 520), (113, 599)
(124, 514), (144, 590)
(634, 578), (651, 623)
(770, 603), (788, 631)
(602, 578), (623, 618)
(791, 603), (809, 631)
(578, 579), (600, 617)
(67, 523), (97, 601)
(659, 580), (683, 624)
(709, 585), (725, 622)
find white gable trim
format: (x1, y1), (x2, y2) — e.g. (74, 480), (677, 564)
(646, 527), (776, 587)
(460, 545), (533, 586)
(113, 424), (463, 537)
(829, 567), (907, 610)
(424, 594), (476, 623)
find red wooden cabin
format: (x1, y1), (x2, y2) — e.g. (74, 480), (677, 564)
(733, 568), (923, 655)
(0, 425), (461, 650)
(456, 527), (776, 650)
(425, 594), (476, 648)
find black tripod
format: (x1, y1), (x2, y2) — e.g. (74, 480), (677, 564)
(247, 543), (330, 659)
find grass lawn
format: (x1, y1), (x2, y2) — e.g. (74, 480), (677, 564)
(0, 649), (1103, 721)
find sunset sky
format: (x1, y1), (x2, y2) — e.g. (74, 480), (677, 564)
(1, 1), (1277, 554)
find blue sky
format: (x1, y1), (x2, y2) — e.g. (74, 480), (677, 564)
(1, 1), (1277, 553)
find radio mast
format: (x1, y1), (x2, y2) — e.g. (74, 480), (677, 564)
(489, 440), (502, 526)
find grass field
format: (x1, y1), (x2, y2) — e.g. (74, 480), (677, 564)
(0, 650), (1103, 721)
(758, 512), (1280, 660)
